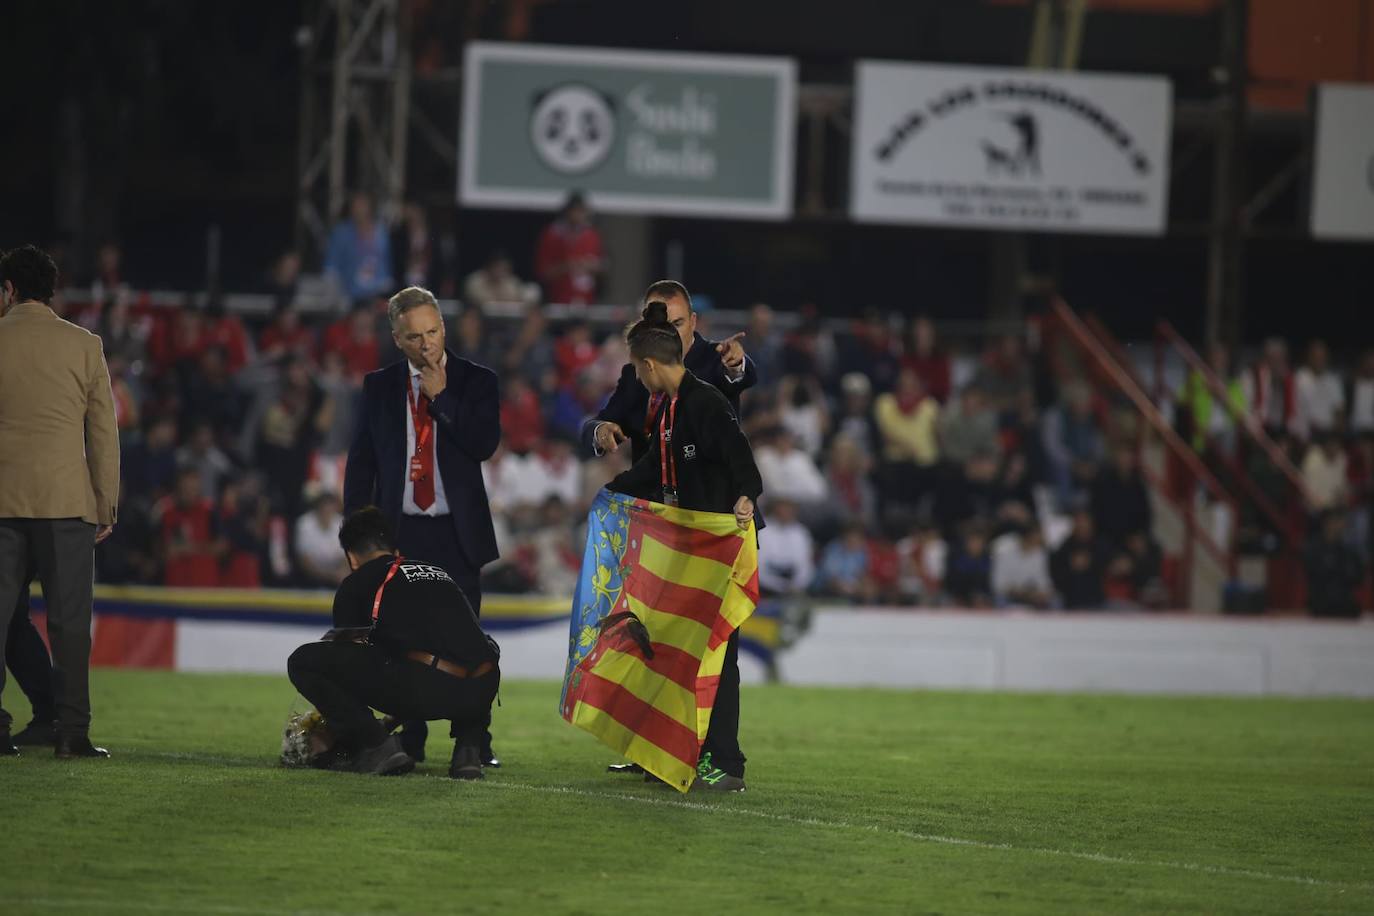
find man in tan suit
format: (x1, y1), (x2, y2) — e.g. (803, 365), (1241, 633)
(0, 245), (119, 758)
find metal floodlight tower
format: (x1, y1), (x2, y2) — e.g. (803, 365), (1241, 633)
(294, 0), (413, 262)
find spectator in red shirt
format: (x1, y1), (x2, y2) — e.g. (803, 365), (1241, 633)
(157, 468), (223, 587)
(203, 301), (251, 372)
(320, 306), (380, 381)
(867, 537), (902, 605)
(218, 475), (267, 588)
(553, 321), (599, 389)
(500, 374), (545, 455)
(258, 302), (316, 362)
(149, 305), (212, 377)
(901, 315), (952, 404)
(535, 191), (604, 305)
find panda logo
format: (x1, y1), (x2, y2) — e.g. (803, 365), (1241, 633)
(530, 83), (616, 175)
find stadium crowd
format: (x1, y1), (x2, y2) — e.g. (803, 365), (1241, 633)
(37, 200), (1369, 616)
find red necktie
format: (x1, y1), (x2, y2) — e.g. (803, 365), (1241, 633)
(408, 381), (436, 510)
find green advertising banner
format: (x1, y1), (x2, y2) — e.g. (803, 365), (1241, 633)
(460, 42), (796, 219)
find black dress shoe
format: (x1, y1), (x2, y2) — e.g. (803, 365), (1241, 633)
(1, 733), (18, 756)
(13, 719), (58, 746)
(450, 744), (484, 780)
(55, 736), (109, 759)
(481, 746), (500, 768)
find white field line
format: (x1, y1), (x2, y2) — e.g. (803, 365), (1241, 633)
(76, 748), (1374, 896)
(144, 752), (1374, 895)
(480, 780), (1374, 894)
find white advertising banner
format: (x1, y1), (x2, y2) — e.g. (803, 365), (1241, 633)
(850, 61), (1173, 235)
(460, 42), (796, 219)
(1311, 83), (1374, 241)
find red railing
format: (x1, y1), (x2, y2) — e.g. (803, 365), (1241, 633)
(1153, 321), (1311, 607)
(1046, 298), (1237, 607)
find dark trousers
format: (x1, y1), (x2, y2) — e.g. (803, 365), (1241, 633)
(395, 513), (491, 753)
(3, 574), (57, 728)
(701, 630), (746, 778)
(0, 519), (95, 738)
(287, 640), (498, 752)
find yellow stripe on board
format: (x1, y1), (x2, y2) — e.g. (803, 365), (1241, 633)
(740, 613), (780, 647)
(590, 648), (697, 733)
(638, 535), (733, 601)
(33, 584), (568, 621)
(570, 701), (697, 792)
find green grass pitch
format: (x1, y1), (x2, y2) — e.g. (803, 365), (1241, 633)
(2, 669), (1372, 914)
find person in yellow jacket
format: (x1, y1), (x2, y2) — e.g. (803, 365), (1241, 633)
(1178, 342), (1248, 455)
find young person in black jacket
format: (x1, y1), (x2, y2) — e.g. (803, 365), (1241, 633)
(581, 279), (755, 463)
(607, 301), (762, 792)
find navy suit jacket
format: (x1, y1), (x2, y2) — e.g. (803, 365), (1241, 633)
(344, 351), (501, 569)
(579, 331), (757, 465)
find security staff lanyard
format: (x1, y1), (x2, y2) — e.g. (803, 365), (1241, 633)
(659, 395), (679, 506)
(406, 378), (432, 483)
(371, 555), (404, 623)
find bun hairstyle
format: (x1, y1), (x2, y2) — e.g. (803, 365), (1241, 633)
(626, 299), (683, 365)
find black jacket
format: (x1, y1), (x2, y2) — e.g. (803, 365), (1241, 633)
(580, 331), (757, 464)
(332, 555), (496, 667)
(344, 351), (501, 568)
(608, 370), (763, 516)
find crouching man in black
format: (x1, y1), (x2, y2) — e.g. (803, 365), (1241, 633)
(287, 507), (499, 779)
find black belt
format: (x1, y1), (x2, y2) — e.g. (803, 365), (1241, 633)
(405, 652), (494, 680)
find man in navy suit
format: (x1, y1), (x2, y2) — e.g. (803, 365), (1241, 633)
(580, 280), (756, 463)
(344, 285), (501, 765)
(580, 280), (759, 777)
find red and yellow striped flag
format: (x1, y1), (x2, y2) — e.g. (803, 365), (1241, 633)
(561, 490), (759, 792)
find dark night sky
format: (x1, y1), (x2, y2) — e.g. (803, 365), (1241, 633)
(2, 0), (1369, 345)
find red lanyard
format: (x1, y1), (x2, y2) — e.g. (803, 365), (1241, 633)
(406, 376), (432, 456)
(371, 556), (404, 622)
(658, 396), (679, 493)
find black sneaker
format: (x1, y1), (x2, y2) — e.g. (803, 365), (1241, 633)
(692, 752), (745, 792)
(348, 735), (414, 776)
(450, 743), (484, 780)
(0, 732), (17, 756)
(12, 719), (57, 747)
(481, 748), (500, 769)
(608, 762), (645, 774)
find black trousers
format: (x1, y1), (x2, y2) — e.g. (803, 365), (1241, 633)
(287, 640), (498, 752)
(395, 513), (492, 753)
(701, 630), (746, 778)
(0, 519), (95, 738)
(2, 574), (57, 729)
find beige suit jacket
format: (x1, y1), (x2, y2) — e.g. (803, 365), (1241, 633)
(0, 301), (120, 525)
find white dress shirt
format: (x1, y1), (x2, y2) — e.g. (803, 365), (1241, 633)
(1295, 367), (1345, 438)
(990, 532), (1052, 604)
(404, 359), (451, 516)
(758, 519), (815, 595)
(755, 445), (828, 505)
(295, 510), (343, 572)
